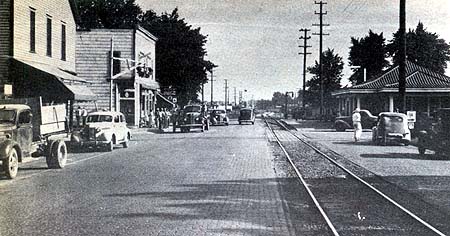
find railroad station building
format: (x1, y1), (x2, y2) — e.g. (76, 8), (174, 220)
(332, 61), (450, 117)
(0, 0), (96, 128)
(75, 27), (160, 127)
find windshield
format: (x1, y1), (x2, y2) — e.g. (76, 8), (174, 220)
(0, 110), (16, 123)
(241, 110), (252, 115)
(381, 116), (403, 124)
(212, 110), (226, 114)
(86, 115), (113, 123)
(184, 106), (201, 113)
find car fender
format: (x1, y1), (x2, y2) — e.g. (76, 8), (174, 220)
(334, 120), (352, 129)
(0, 139), (22, 162)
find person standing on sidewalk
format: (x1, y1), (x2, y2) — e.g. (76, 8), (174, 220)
(352, 108), (362, 142)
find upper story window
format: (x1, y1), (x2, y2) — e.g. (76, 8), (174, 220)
(46, 15), (52, 57)
(61, 22), (66, 61)
(29, 8), (36, 53)
(112, 51), (121, 75)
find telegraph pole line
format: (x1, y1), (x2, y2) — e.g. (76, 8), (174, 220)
(313, 1), (329, 119)
(299, 28), (312, 118)
(399, 0), (406, 113)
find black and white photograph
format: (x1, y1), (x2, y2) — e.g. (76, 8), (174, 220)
(0, 0), (449, 235)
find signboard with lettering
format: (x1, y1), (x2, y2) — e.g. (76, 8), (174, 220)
(407, 111), (416, 129)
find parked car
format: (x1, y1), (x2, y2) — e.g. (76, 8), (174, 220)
(417, 108), (450, 156)
(210, 109), (229, 126)
(173, 105), (208, 132)
(238, 108), (255, 125)
(372, 112), (411, 145)
(73, 111), (131, 151)
(334, 109), (377, 131)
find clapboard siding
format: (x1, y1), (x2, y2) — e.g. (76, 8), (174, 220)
(76, 29), (134, 111)
(13, 0), (76, 72)
(0, 0), (11, 86)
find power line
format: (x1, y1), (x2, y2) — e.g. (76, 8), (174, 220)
(299, 28), (312, 118)
(312, 0), (329, 119)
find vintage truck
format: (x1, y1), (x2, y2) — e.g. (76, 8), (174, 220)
(0, 97), (69, 179)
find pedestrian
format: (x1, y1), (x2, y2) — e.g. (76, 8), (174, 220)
(81, 107), (88, 126)
(155, 108), (160, 129)
(75, 106), (82, 127)
(352, 108), (362, 142)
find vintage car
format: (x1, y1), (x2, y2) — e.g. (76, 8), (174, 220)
(417, 108), (450, 156)
(172, 105), (208, 132)
(372, 112), (411, 145)
(238, 108), (255, 125)
(73, 111), (131, 151)
(334, 109), (377, 131)
(209, 109), (229, 126)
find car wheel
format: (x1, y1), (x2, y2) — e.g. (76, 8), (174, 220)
(46, 140), (67, 169)
(106, 141), (114, 152)
(3, 148), (19, 179)
(239, 121), (242, 125)
(418, 147), (426, 155)
(252, 121), (255, 125)
(123, 136), (129, 148)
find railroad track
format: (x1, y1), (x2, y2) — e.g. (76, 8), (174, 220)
(264, 118), (447, 236)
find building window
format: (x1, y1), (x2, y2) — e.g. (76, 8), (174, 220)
(29, 8), (36, 53)
(113, 51), (121, 75)
(61, 23), (66, 61)
(46, 16), (52, 57)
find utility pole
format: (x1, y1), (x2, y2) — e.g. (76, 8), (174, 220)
(299, 28), (311, 119)
(224, 79), (228, 111)
(210, 70), (214, 106)
(234, 87), (237, 106)
(399, 0), (406, 113)
(313, 1), (329, 119)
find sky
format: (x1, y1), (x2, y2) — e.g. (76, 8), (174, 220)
(136, 0), (450, 101)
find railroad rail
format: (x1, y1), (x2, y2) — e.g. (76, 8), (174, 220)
(264, 117), (446, 236)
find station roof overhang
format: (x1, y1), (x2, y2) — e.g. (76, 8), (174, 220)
(12, 58), (97, 101)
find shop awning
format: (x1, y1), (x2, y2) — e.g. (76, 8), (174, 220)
(156, 92), (175, 108)
(13, 58), (96, 101)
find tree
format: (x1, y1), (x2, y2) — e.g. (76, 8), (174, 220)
(306, 48), (343, 111)
(271, 92), (292, 108)
(387, 22), (450, 74)
(140, 9), (211, 106)
(348, 30), (389, 85)
(76, 0), (143, 29)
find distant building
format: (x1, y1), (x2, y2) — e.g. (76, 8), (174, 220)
(76, 27), (160, 126)
(332, 61), (450, 116)
(0, 0), (95, 127)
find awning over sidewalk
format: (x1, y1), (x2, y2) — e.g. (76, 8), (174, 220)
(12, 58), (96, 101)
(156, 92), (175, 108)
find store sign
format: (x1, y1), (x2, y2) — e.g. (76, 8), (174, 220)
(407, 111), (416, 129)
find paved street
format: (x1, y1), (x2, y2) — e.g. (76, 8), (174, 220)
(0, 120), (295, 236)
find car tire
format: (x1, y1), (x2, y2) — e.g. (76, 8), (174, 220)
(123, 136), (129, 148)
(46, 140), (67, 169)
(252, 121), (255, 125)
(106, 141), (114, 152)
(418, 147), (426, 155)
(3, 148), (19, 179)
(239, 121), (242, 125)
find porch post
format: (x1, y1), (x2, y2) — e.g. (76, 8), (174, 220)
(427, 97), (430, 116)
(356, 96), (361, 109)
(389, 95), (394, 112)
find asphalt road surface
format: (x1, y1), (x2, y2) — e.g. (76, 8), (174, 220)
(0, 121), (296, 236)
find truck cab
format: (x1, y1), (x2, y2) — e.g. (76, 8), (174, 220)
(0, 100), (68, 179)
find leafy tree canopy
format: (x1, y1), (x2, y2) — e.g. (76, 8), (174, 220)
(387, 22), (450, 74)
(306, 48), (343, 107)
(348, 30), (389, 85)
(77, 0), (142, 29)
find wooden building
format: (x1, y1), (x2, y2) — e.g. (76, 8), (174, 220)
(76, 27), (159, 127)
(332, 61), (450, 116)
(0, 0), (95, 127)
